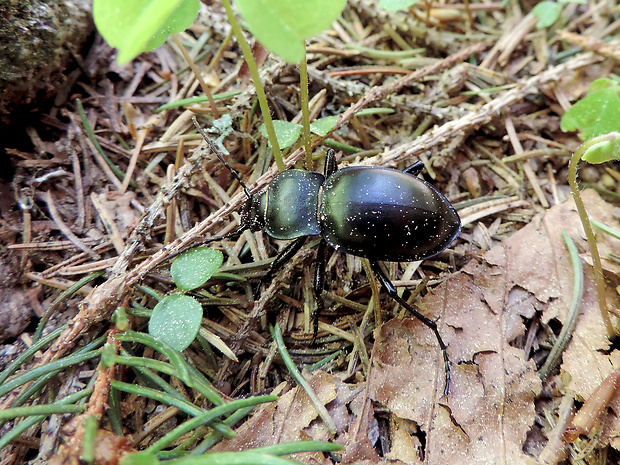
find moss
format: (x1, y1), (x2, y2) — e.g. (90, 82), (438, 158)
(0, 0), (93, 115)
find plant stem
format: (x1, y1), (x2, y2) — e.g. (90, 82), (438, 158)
(221, 0), (285, 172)
(567, 132), (620, 340)
(539, 231), (583, 380)
(273, 324), (336, 434)
(299, 49), (313, 170)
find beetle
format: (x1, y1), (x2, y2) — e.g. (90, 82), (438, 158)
(192, 119), (461, 392)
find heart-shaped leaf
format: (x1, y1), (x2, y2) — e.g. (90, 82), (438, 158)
(171, 247), (224, 291)
(259, 120), (302, 149)
(149, 294), (203, 351)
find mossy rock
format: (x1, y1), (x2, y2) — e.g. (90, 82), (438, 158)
(0, 0), (93, 118)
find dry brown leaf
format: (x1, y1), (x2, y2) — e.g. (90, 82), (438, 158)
(94, 191), (140, 235)
(149, 191), (618, 464)
(557, 195), (620, 448)
(363, 189), (619, 464)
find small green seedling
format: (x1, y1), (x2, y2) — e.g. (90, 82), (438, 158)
(561, 78), (620, 340)
(561, 78), (620, 144)
(149, 248), (223, 351)
(92, 0), (348, 169)
(258, 108), (395, 149)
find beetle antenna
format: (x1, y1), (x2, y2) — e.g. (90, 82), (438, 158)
(167, 227), (247, 262)
(192, 116), (252, 200)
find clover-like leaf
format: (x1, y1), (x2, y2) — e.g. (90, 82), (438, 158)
(235, 0), (347, 63)
(171, 247), (224, 291)
(149, 295), (202, 351)
(259, 120), (302, 149)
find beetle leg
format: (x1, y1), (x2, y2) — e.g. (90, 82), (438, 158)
(403, 161), (424, 176)
(369, 260), (451, 395)
(254, 236), (307, 300)
(324, 149), (338, 177)
(312, 239), (328, 341)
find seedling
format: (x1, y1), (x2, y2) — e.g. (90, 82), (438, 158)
(561, 78), (620, 339)
(149, 247), (223, 351)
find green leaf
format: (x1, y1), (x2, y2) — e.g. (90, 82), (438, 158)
(259, 120), (302, 149)
(308, 110), (395, 137)
(379, 0), (421, 11)
(81, 415), (98, 463)
(149, 295), (203, 351)
(309, 116), (338, 137)
(561, 82), (620, 140)
(101, 343), (117, 368)
(171, 247), (224, 291)
(532, 1), (562, 29)
(589, 78), (616, 93)
(235, 0), (347, 63)
(121, 451), (160, 465)
(93, 0), (200, 64)
(581, 139), (620, 164)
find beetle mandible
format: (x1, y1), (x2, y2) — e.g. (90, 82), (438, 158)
(192, 119), (461, 393)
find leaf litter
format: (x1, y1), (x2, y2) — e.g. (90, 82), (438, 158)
(206, 189), (620, 465)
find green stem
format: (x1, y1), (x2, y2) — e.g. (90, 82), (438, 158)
(567, 132), (620, 340)
(221, 0), (285, 172)
(34, 272), (103, 342)
(539, 231), (583, 380)
(273, 324), (336, 434)
(299, 49), (313, 170)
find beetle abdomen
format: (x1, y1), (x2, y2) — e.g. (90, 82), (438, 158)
(265, 170), (324, 240)
(319, 167), (460, 261)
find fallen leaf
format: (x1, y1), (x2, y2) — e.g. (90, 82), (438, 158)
(364, 189), (619, 464)
(210, 190), (620, 464)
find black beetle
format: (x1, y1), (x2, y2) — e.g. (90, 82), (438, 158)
(192, 119), (461, 392)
